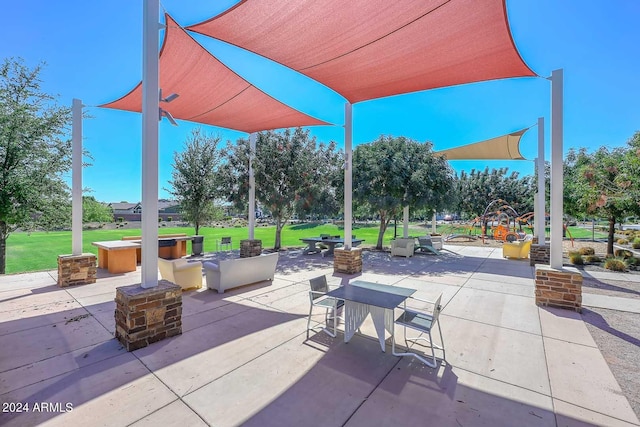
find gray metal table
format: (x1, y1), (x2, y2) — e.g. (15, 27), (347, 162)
(326, 280), (415, 351)
(300, 237), (364, 255)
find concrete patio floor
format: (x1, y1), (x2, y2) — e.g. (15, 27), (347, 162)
(1, 245), (639, 427)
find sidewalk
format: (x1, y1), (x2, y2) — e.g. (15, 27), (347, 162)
(1, 246), (638, 426)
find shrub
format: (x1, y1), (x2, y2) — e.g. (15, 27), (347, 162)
(567, 250), (580, 258)
(604, 258), (626, 272)
(167, 216), (172, 222)
(569, 253), (584, 265)
(584, 255), (600, 263)
(632, 238), (640, 249)
(617, 238), (629, 245)
(158, 217), (162, 222)
(626, 257), (640, 266)
(118, 217), (124, 223)
(578, 247), (595, 256)
(614, 249), (633, 259)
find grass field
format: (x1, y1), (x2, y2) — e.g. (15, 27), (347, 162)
(4, 223), (610, 274)
(4, 222), (430, 274)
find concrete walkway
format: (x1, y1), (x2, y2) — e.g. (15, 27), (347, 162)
(0, 246), (639, 427)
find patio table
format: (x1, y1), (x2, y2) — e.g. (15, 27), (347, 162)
(300, 237), (364, 256)
(326, 280), (415, 351)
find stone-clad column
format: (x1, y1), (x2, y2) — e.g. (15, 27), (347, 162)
(115, 280), (182, 351)
(334, 247), (363, 274)
(57, 254), (97, 287)
(535, 265), (582, 312)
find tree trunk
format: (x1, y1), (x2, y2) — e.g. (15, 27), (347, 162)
(376, 212), (388, 250)
(607, 217), (616, 257)
(0, 221), (7, 274)
(195, 221), (200, 236)
(274, 219), (283, 250)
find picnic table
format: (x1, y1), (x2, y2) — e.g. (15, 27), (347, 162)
(300, 236), (364, 256)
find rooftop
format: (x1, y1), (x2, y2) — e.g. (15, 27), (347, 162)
(1, 246), (639, 426)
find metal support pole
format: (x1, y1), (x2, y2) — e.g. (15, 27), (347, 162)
(550, 70), (564, 269)
(344, 103), (353, 249)
(141, 0), (160, 288)
(432, 210), (437, 234)
(248, 132), (257, 240)
(403, 206), (409, 238)
(536, 117), (546, 242)
(71, 99), (83, 256)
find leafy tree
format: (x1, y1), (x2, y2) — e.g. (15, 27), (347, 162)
(453, 167), (534, 219)
(564, 138), (640, 256)
(83, 196), (113, 223)
(220, 128), (342, 250)
(0, 58), (72, 274)
(167, 128), (222, 235)
(352, 136), (455, 249)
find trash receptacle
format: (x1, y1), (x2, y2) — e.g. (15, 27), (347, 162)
(192, 235), (204, 256)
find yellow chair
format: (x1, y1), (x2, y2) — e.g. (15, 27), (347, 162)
(502, 239), (532, 259)
(158, 258), (203, 290)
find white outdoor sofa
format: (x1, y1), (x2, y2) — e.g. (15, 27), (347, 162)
(203, 252), (279, 293)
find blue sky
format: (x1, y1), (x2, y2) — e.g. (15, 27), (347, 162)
(2, 1), (639, 203)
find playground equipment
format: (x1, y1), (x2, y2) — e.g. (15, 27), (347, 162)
(478, 200), (520, 243)
(516, 211), (574, 247)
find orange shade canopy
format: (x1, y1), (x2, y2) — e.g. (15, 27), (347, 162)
(188, 0), (536, 104)
(101, 14), (329, 133)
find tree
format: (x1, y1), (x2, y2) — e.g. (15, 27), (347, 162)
(564, 138), (640, 256)
(83, 196), (113, 223)
(352, 136), (455, 249)
(220, 128), (342, 250)
(453, 167), (534, 220)
(0, 58), (72, 274)
(167, 128), (222, 235)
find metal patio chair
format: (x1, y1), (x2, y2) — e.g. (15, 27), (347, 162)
(392, 293), (446, 367)
(217, 236), (232, 251)
(306, 275), (344, 338)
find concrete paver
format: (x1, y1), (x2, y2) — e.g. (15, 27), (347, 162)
(0, 247), (638, 427)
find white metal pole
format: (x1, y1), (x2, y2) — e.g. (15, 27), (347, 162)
(71, 99), (83, 256)
(344, 103), (353, 249)
(403, 206), (409, 238)
(248, 132), (257, 240)
(141, 0), (160, 288)
(550, 70), (563, 269)
(536, 117), (545, 242)
(432, 210), (437, 234)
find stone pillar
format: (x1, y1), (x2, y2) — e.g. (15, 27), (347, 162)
(334, 247), (363, 274)
(240, 239), (262, 258)
(57, 253), (97, 287)
(535, 265), (582, 312)
(115, 280), (182, 351)
(530, 244), (551, 266)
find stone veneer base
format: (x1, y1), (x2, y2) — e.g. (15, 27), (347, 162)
(115, 280), (182, 351)
(57, 253), (97, 287)
(530, 244), (550, 266)
(334, 247), (363, 274)
(240, 239), (262, 258)
(534, 265), (582, 312)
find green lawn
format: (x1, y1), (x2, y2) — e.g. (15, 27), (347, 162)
(5, 222), (608, 274)
(5, 222), (429, 274)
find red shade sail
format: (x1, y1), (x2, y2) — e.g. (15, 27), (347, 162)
(188, 0), (537, 104)
(101, 14), (329, 133)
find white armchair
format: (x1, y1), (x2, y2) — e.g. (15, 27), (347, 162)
(158, 258), (203, 290)
(391, 238), (415, 258)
